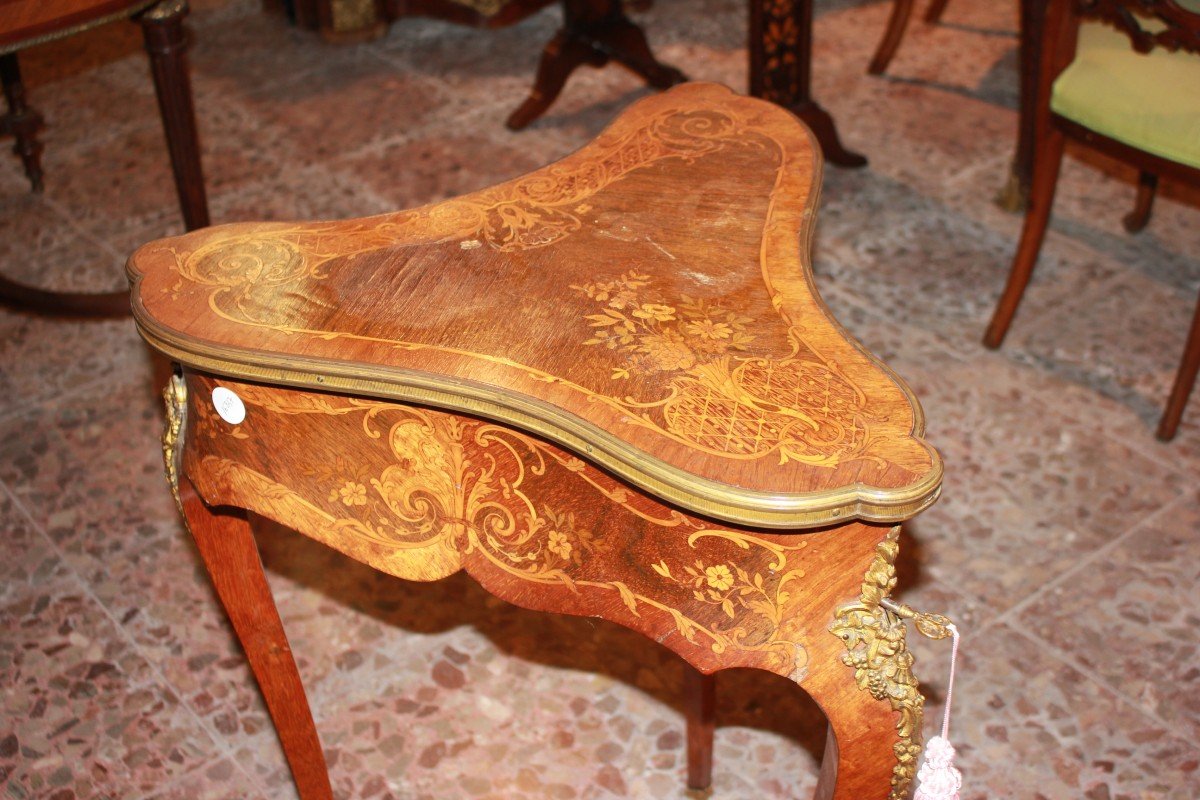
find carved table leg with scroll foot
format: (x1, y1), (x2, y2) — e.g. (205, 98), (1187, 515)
(178, 480), (334, 800)
(506, 30), (608, 130)
(506, 0), (684, 130)
(750, 0), (867, 168)
(590, 13), (686, 90)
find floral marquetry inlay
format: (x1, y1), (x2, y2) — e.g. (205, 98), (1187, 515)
(574, 270), (875, 466)
(132, 82), (941, 529)
(185, 377), (815, 675)
(141, 83), (944, 800)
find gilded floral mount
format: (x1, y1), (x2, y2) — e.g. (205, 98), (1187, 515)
(830, 529), (923, 800)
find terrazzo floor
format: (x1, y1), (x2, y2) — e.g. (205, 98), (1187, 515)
(2, 0), (1199, 798)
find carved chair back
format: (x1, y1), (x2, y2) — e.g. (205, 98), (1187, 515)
(1044, 0), (1200, 80)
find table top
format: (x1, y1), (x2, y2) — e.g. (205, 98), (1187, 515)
(129, 82), (941, 529)
(0, 0), (158, 53)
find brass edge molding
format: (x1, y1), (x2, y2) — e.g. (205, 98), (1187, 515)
(0, 2), (162, 55)
(162, 372), (187, 513)
(129, 85), (943, 528)
(830, 528), (924, 800)
(133, 306), (943, 530)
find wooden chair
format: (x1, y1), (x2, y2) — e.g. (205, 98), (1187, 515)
(0, 0), (208, 316)
(868, 0), (952, 75)
(983, 0), (1200, 441)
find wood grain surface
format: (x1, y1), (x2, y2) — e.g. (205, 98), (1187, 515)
(177, 370), (921, 800)
(139, 83), (944, 800)
(129, 82), (941, 529)
(0, 0), (156, 51)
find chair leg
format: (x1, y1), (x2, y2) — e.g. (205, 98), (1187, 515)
(179, 480), (333, 800)
(1122, 170), (1157, 234)
(983, 126), (1066, 349)
(684, 666), (716, 791)
(138, 0), (210, 230)
(924, 0), (952, 24)
(868, 0), (915, 75)
(0, 53), (46, 193)
(1156, 291), (1200, 441)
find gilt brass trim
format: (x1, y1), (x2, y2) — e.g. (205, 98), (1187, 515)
(161, 371), (188, 512)
(129, 86), (943, 530)
(135, 306), (941, 530)
(0, 2), (161, 56)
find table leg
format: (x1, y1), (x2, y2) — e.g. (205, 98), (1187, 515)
(684, 667), (715, 791)
(749, 0), (866, 168)
(0, 53), (128, 317)
(138, 0), (210, 231)
(179, 479), (333, 800)
(507, 0), (685, 131)
(804, 674), (913, 800)
(0, 53), (45, 193)
(803, 632), (919, 798)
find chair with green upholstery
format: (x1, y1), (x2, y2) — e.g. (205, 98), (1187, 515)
(983, 0), (1200, 441)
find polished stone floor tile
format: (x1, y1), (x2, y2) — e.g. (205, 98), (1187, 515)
(945, 624), (1200, 799)
(0, 312), (152, 419)
(0, 582), (222, 800)
(1009, 261), (1199, 425)
(0, 491), (69, 606)
(142, 758), (270, 800)
(1018, 491), (1200, 742)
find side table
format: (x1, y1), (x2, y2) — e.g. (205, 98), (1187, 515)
(275, 0), (868, 166)
(129, 82), (943, 799)
(0, 0), (208, 316)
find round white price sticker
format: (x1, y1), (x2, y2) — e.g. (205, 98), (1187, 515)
(211, 387), (246, 425)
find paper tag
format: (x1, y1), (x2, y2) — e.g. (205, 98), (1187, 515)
(211, 387), (246, 425)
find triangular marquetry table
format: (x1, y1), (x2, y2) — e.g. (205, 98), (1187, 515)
(130, 83), (944, 800)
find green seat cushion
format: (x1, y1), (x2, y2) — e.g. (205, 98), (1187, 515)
(1051, 19), (1200, 168)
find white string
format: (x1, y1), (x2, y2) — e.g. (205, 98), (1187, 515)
(940, 623), (959, 740)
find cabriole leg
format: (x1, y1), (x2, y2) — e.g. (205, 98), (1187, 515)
(179, 479), (333, 800)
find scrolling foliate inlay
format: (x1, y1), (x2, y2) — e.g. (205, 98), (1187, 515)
(830, 529), (923, 800)
(573, 271), (876, 466)
(154, 100), (881, 472)
(164, 106), (751, 302)
(195, 384), (811, 672)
